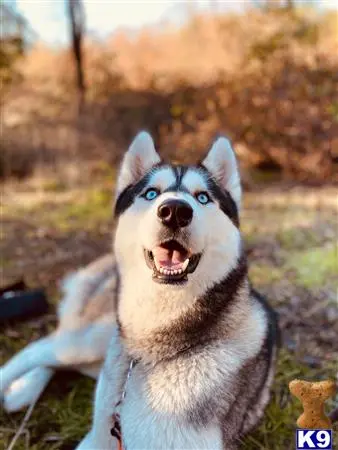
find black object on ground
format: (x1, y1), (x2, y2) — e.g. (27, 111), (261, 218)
(0, 279), (27, 296)
(0, 280), (49, 322)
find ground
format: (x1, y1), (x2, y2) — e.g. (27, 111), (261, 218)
(0, 180), (337, 450)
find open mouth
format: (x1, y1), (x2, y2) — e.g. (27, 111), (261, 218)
(144, 239), (201, 284)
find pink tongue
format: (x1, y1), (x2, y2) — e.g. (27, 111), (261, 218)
(152, 247), (185, 269)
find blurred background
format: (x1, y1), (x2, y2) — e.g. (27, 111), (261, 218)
(1, 1), (337, 449)
(1, 0), (337, 183)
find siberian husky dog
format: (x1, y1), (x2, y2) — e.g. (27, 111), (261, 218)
(0, 254), (117, 412)
(77, 132), (279, 450)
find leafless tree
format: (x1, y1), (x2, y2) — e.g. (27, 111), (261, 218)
(67, 0), (85, 110)
(252, 0), (294, 10)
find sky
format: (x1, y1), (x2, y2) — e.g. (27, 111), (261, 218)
(5, 0), (338, 47)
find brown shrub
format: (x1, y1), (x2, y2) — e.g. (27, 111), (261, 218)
(1, 8), (337, 183)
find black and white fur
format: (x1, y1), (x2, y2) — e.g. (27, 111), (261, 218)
(0, 254), (117, 412)
(77, 132), (278, 450)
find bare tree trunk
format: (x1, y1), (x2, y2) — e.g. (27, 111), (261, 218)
(285, 0), (294, 9)
(68, 0), (85, 112)
(252, 0), (292, 9)
(67, 0), (86, 186)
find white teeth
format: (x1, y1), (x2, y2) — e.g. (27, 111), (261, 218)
(182, 259), (189, 272)
(156, 264), (188, 276)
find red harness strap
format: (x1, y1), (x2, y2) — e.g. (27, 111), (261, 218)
(111, 360), (137, 450)
(111, 412), (124, 450)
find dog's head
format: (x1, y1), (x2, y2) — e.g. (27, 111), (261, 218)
(114, 132), (242, 292)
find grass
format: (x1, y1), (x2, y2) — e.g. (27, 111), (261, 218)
(2, 185), (113, 232)
(0, 375), (94, 449)
(249, 244), (337, 291)
(287, 245), (338, 289)
(1, 182), (337, 449)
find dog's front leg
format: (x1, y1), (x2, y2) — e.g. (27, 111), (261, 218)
(76, 329), (127, 450)
(76, 371), (119, 450)
(0, 322), (113, 394)
(80, 369), (118, 450)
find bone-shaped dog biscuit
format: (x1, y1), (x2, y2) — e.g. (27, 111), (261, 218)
(289, 379), (337, 429)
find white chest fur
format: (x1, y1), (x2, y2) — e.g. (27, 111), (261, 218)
(80, 300), (266, 450)
(120, 361), (223, 450)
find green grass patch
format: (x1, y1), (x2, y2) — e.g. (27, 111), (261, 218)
(46, 188), (112, 231)
(287, 245), (337, 288)
(3, 186), (113, 232)
(277, 227), (324, 251)
(0, 375), (94, 450)
(249, 264), (284, 287)
(39, 179), (68, 193)
(248, 244), (338, 290)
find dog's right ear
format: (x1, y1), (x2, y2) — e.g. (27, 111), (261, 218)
(202, 137), (241, 209)
(116, 131), (161, 197)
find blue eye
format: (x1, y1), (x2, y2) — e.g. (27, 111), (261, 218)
(144, 188), (159, 201)
(196, 192), (210, 205)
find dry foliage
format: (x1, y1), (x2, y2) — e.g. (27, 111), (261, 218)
(1, 8), (337, 183)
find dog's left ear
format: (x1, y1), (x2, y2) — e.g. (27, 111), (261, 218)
(116, 131), (161, 197)
(202, 137), (241, 208)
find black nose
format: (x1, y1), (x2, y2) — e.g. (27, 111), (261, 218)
(157, 199), (193, 228)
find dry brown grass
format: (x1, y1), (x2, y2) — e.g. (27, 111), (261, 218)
(1, 8), (337, 183)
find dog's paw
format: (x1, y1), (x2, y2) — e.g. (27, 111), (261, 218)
(3, 367), (53, 412)
(0, 364), (21, 394)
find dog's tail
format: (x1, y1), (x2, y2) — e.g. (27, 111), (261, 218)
(2, 367), (53, 412)
(57, 253), (116, 329)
